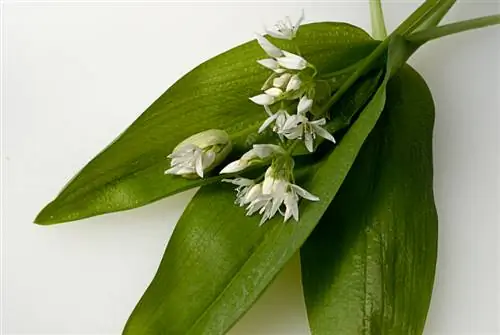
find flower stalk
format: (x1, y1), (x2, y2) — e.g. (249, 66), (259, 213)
(407, 15), (500, 44)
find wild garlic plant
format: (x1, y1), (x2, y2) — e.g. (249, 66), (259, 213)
(166, 13), (337, 225)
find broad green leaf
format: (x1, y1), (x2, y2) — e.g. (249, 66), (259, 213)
(35, 23), (377, 225)
(122, 36), (410, 335)
(300, 65), (438, 335)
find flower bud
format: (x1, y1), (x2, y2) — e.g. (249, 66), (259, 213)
(165, 129), (232, 179)
(220, 144), (284, 174)
(273, 73), (292, 89)
(285, 74), (301, 92)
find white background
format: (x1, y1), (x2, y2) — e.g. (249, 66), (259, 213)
(2, 1), (500, 334)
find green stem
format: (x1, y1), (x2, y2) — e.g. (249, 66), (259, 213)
(415, 0), (457, 31)
(394, 0), (451, 36)
(408, 15), (500, 44)
(287, 140), (300, 154)
(320, 0), (447, 113)
(370, 0), (388, 40)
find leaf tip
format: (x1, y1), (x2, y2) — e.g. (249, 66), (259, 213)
(33, 203), (57, 225)
(33, 201), (70, 225)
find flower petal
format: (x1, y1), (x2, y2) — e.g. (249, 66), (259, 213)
(291, 184), (320, 201)
(247, 196), (270, 216)
(165, 165), (193, 176)
(264, 105), (273, 116)
(274, 110), (289, 131)
(312, 124), (336, 143)
(265, 29), (287, 39)
(277, 52), (307, 70)
(249, 94), (275, 106)
(285, 74), (301, 92)
(202, 150), (216, 169)
(195, 153), (204, 178)
(269, 195), (284, 219)
(222, 178), (254, 186)
(258, 113), (278, 133)
(257, 58), (279, 70)
(252, 144), (284, 158)
(255, 34), (283, 58)
(282, 114), (299, 131)
(310, 118), (326, 126)
(244, 184), (262, 203)
(262, 177), (275, 195)
(264, 87), (283, 97)
(167, 144), (196, 158)
(311, 123), (337, 143)
(276, 57), (307, 71)
(294, 10), (305, 32)
(304, 131), (314, 152)
(220, 160), (248, 174)
(297, 95), (313, 114)
(273, 73), (292, 88)
(284, 193), (299, 222)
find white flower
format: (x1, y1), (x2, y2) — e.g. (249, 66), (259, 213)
(245, 166), (319, 224)
(166, 129), (231, 178)
(276, 51), (308, 70)
(297, 95), (313, 114)
(272, 73), (292, 88)
(166, 143), (213, 178)
(258, 107), (290, 134)
(280, 111), (336, 152)
(264, 87), (283, 97)
(222, 178), (261, 207)
(255, 34), (283, 58)
(255, 35), (307, 71)
(254, 34), (310, 101)
(283, 183), (319, 221)
(257, 59), (287, 74)
(265, 10), (305, 40)
(220, 144), (284, 174)
(249, 93), (275, 106)
(286, 74), (302, 92)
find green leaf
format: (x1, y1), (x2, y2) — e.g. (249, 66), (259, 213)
(370, 0), (388, 40)
(35, 23), (378, 225)
(300, 65), (438, 335)
(122, 35), (410, 335)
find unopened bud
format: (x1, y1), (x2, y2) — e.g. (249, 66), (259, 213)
(165, 129), (232, 179)
(220, 144), (284, 174)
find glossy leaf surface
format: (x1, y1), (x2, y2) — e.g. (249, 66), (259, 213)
(301, 65), (438, 335)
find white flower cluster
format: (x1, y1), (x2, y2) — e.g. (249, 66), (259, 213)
(221, 13), (330, 224)
(166, 12), (337, 225)
(166, 143), (214, 178)
(223, 165), (318, 225)
(249, 25), (335, 153)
